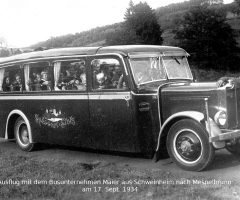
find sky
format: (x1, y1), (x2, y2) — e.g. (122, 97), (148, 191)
(0, 0), (234, 48)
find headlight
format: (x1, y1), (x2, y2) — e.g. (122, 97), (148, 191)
(214, 111), (227, 126)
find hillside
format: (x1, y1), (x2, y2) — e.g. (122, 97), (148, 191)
(29, 1), (240, 49)
(160, 14), (240, 47)
(157, 2), (240, 47)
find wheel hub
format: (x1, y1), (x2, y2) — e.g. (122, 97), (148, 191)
(176, 131), (201, 162)
(180, 140), (192, 153)
(20, 125), (29, 145)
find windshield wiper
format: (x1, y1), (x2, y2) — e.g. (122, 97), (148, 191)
(171, 56), (180, 65)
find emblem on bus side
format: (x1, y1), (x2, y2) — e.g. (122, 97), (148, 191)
(35, 108), (75, 128)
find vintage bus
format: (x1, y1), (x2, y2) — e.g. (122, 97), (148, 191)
(1, 45), (240, 171)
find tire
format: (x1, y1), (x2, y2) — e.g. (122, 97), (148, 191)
(167, 119), (215, 171)
(14, 117), (35, 151)
(226, 140), (240, 156)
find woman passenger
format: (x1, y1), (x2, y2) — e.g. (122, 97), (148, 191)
(2, 76), (11, 92)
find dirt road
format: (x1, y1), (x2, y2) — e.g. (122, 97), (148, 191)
(1, 138), (240, 182)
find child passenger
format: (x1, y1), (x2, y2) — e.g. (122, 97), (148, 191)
(96, 73), (107, 89)
(39, 71), (50, 90)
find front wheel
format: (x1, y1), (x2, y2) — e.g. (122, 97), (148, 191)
(14, 117), (35, 151)
(167, 119), (215, 171)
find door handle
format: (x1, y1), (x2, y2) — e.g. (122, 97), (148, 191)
(123, 96), (130, 107)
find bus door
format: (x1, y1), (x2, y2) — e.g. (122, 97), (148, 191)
(88, 55), (135, 152)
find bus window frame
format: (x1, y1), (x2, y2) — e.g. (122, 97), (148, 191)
(0, 64), (23, 93)
(89, 54), (130, 92)
(23, 61), (52, 93)
(51, 57), (87, 93)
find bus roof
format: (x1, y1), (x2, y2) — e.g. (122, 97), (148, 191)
(97, 45), (186, 55)
(0, 45), (186, 64)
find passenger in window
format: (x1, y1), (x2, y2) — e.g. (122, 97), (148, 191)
(2, 76), (11, 92)
(100, 64), (107, 74)
(108, 64), (115, 81)
(57, 73), (66, 90)
(34, 73), (41, 84)
(96, 73), (108, 89)
(28, 69), (38, 91)
(92, 62), (100, 88)
(93, 62), (101, 75)
(44, 66), (51, 73)
(147, 67), (161, 81)
(79, 64), (86, 84)
(136, 68), (161, 84)
(100, 64), (112, 87)
(33, 72), (42, 91)
(30, 68), (37, 81)
(39, 71), (51, 90)
(111, 65), (122, 88)
(12, 74), (22, 91)
(63, 66), (79, 90)
(75, 64), (86, 90)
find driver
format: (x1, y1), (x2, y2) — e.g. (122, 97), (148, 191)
(137, 67), (161, 84)
(148, 67), (160, 81)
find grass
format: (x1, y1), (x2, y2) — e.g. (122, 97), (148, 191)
(0, 148), (239, 200)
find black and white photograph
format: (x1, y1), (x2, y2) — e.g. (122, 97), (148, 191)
(0, 0), (239, 199)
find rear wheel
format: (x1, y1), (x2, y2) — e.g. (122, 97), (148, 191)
(14, 117), (35, 151)
(167, 119), (215, 171)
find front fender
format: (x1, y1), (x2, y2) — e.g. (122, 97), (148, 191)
(156, 111), (225, 152)
(156, 111), (204, 151)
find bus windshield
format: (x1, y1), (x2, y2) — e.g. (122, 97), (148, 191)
(163, 56), (192, 80)
(130, 57), (166, 85)
(129, 56), (192, 85)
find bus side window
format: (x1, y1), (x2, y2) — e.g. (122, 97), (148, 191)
(53, 60), (86, 91)
(0, 65), (22, 92)
(24, 62), (51, 92)
(0, 68), (6, 92)
(91, 58), (127, 90)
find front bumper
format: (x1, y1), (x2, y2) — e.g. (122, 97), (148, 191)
(210, 129), (240, 142)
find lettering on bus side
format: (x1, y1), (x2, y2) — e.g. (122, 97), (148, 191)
(35, 108), (75, 129)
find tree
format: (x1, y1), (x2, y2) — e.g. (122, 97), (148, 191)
(235, 0), (240, 6)
(0, 36), (7, 48)
(0, 48), (10, 57)
(173, 6), (240, 71)
(124, 1), (163, 45)
(233, 0), (240, 15)
(106, 1), (163, 45)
